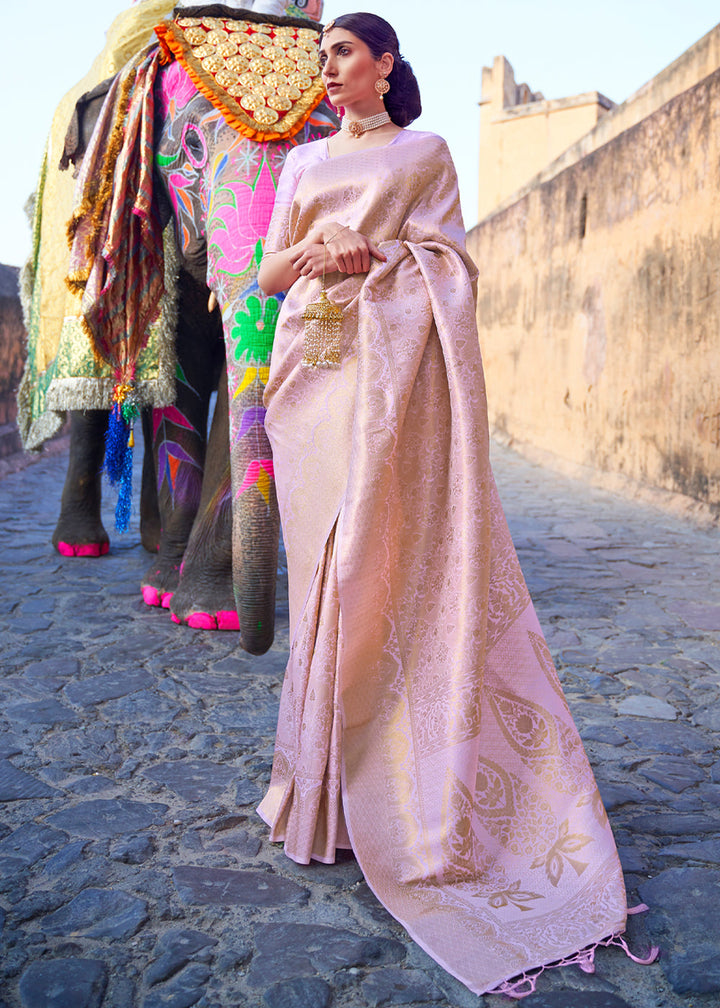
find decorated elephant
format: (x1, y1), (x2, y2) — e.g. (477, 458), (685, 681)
(19, 0), (227, 611)
(20, 0), (337, 652)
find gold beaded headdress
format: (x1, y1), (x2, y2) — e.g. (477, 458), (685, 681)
(156, 13), (327, 142)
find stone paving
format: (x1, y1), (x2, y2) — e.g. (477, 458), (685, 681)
(1, 438), (719, 1008)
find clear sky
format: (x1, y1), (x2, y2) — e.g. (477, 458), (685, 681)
(1, 0), (718, 267)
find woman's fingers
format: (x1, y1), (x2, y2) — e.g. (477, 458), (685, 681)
(368, 240), (388, 262)
(293, 231), (385, 277)
(293, 243), (342, 279)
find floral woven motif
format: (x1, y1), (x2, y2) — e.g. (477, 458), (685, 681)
(155, 15), (326, 141)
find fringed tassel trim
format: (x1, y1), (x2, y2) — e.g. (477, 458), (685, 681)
(65, 272), (90, 296)
(20, 409), (66, 454)
(489, 904), (659, 1000)
(153, 221), (180, 408)
(66, 65), (138, 264)
(45, 375), (175, 414)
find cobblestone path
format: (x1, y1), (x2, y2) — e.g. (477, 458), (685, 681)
(0, 441), (718, 1008)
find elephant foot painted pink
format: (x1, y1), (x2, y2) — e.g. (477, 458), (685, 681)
(171, 610), (240, 630)
(57, 541), (110, 558)
(141, 585), (174, 608)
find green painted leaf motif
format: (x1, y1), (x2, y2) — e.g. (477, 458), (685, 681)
(156, 151), (179, 168)
(231, 294), (279, 365)
(253, 238), (264, 268)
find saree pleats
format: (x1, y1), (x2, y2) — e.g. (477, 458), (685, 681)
(258, 524), (350, 865)
(258, 131), (628, 995)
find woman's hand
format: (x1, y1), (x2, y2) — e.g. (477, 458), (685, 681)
(323, 225), (387, 275)
(258, 223), (387, 295)
(289, 225), (387, 279)
(288, 242), (338, 280)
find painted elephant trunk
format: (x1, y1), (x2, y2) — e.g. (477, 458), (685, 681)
(154, 58), (287, 652)
(206, 146), (285, 654)
(218, 277), (280, 655)
(229, 389), (280, 655)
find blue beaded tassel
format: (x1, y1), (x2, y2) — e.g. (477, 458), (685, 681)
(105, 380), (139, 533)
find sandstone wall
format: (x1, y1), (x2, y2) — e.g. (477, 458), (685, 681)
(478, 56), (613, 221)
(467, 66), (720, 513)
(487, 22), (720, 220)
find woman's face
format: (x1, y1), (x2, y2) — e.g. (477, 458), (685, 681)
(319, 28), (392, 109)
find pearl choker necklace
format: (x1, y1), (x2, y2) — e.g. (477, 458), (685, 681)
(340, 111), (391, 138)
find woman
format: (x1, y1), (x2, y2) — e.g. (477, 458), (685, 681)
(257, 12), (655, 998)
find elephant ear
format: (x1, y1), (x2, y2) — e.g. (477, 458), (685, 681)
(60, 76), (115, 171)
(155, 11), (327, 142)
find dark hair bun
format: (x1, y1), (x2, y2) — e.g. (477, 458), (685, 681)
(385, 57), (422, 128)
(328, 13), (422, 127)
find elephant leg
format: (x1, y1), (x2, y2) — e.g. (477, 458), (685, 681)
(140, 390), (208, 607)
(139, 408), (162, 554)
(52, 409), (109, 557)
(141, 271), (223, 608)
(168, 362), (236, 629)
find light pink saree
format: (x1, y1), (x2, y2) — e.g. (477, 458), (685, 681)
(257, 131), (635, 995)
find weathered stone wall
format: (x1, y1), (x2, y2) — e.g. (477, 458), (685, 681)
(478, 55), (613, 220)
(487, 21), (720, 220)
(0, 265), (24, 455)
(467, 66), (720, 513)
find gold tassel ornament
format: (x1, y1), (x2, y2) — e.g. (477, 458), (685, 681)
(301, 244), (343, 369)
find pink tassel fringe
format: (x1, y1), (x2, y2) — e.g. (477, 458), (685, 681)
(490, 904), (660, 999)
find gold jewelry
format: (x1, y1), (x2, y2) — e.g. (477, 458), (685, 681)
(375, 77), (390, 98)
(340, 110), (391, 138)
(301, 243), (343, 369)
(323, 19), (335, 33)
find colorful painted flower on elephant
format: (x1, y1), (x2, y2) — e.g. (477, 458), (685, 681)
(231, 293), (279, 367)
(208, 152), (277, 280)
(153, 403), (203, 507)
(234, 366), (271, 397)
(238, 458), (274, 506)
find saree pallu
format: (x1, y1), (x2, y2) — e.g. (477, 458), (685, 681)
(257, 132), (629, 995)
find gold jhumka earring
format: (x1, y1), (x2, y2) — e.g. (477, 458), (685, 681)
(375, 77), (390, 98)
(301, 243), (343, 368)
